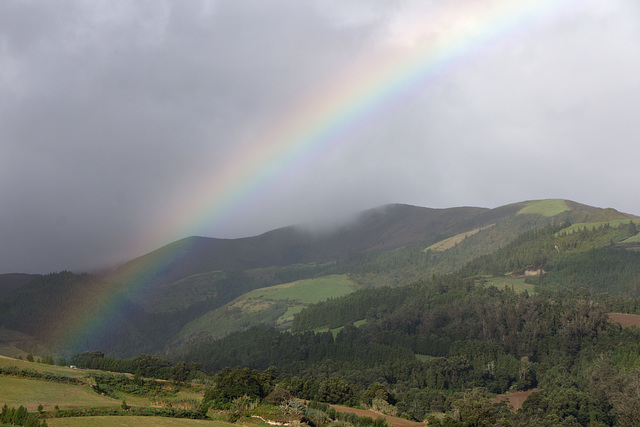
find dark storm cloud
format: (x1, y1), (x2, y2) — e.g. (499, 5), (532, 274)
(1, 0), (640, 273)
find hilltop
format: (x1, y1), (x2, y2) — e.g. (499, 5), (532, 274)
(0, 199), (637, 359)
(2, 199), (640, 425)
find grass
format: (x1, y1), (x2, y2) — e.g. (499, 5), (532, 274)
(424, 225), (495, 252)
(559, 219), (639, 235)
(0, 358), (220, 426)
(250, 275), (360, 304)
(315, 319), (367, 338)
(622, 233), (640, 243)
(415, 354), (437, 362)
(46, 417), (234, 427)
(177, 275), (361, 339)
(516, 199), (570, 217)
(0, 356), (86, 378)
(0, 356), (196, 413)
(0, 375), (119, 411)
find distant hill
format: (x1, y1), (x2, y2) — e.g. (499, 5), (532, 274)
(0, 273), (41, 297)
(0, 199), (638, 358)
(110, 204), (489, 289)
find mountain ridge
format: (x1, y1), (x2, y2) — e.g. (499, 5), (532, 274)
(1, 198), (638, 358)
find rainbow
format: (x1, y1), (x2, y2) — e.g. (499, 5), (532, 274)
(146, 0), (580, 247)
(58, 0), (582, 354)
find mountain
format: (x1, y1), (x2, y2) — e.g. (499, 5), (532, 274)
(0, 273), (41, 297)
(0, 199), (637, 359)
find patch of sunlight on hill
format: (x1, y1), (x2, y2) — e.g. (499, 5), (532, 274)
(47, 416), (231, 427)
(477, 276), (536, 295)
(622, 233), (640, 243)
(516, 199), (569, 217)
(174, 275), (361, 340)
(424, 224), (495, 252)
(252, 274), (360, 304)
(559, 219), (639, 235)
(0, 376), (120, 411)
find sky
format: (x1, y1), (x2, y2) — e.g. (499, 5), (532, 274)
(1, 0), (640, 274)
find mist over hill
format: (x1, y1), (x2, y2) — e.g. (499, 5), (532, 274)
(0, 199), (638, 359)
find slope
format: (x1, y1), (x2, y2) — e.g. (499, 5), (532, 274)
(1, 199), (637, 359)
(167, 275), (360, 357)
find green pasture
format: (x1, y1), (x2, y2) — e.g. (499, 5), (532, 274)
(231, 274), (361, 327)
(0, 356), (194, 413)
(622, 233), (640, 243)
(315, 319), (367, 338)
(176, 275), (360, 339)
(517, 199), (569, 217)
(425, 224), (495, 252)
(559, 219), (639, 235)
(277, 305), (306, 327)
(0, 356), (89, 379)
(47, 416), (234, 427)
(250, 275), (360, 304)
(415, 354), (437, 362)
(0, 375), (119, 412)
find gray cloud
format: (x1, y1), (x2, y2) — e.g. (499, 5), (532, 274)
(1, 0), (640, 273)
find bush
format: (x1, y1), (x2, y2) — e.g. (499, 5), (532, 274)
(264, 387), (293, 406)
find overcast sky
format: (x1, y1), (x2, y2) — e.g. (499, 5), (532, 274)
(2, 0), (640, 274)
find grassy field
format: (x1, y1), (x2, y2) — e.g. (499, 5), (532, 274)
(315, 319), (367, 338)
(46, 416), (234, 427)
(0, 356), (201, 413)
(424, 224), (495, 252)
(0, 356), (87, 378)
(415, 354), (437, 362)
(249, 275), (360, 304)
(176, 275), (361, 339)
(622, 233), (640, 243)
(516, 199), (570, 217)
(559, 219), (639, 235)
(0, 375), (120, 411)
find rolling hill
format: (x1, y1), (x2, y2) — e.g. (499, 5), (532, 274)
(0, 199), (638, 359)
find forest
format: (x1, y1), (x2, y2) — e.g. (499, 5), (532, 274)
(4, 213), (640, 425)
(67, 271), (640, 425)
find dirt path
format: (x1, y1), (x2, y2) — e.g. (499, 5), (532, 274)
(493, 388), (537, 411)
(328, 404), (424, 427)
(608, 313), (640, 328)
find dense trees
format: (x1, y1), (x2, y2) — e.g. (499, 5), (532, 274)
(69, 351), (201, 382)
(173, 267), (640, 424)
(32, 221), (640, 424)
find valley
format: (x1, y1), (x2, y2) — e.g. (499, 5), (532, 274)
(2, 199), (640, 426)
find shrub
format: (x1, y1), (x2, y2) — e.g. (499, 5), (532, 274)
(264, 387), (293, 405)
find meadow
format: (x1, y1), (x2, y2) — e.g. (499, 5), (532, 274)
(249, 274), (360, 304)
(0, 375), (119, 411)
(0, 356), (85, 378)
(516, 199), (570, 217)
(424, 224), (495, 252)
(46, 416), (234, 427)
(560, 219), (639, 235)
(176, 274), (360, 340)
(479, 276), (536, 294)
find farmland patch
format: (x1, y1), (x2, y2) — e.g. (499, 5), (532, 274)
(516, 199), (569, 217)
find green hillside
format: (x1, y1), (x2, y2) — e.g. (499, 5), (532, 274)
(1, 199), (639, 360)
(5, 199), (640, 425)
(171, 275), (360, 351)
(516, 198), (570, 216)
